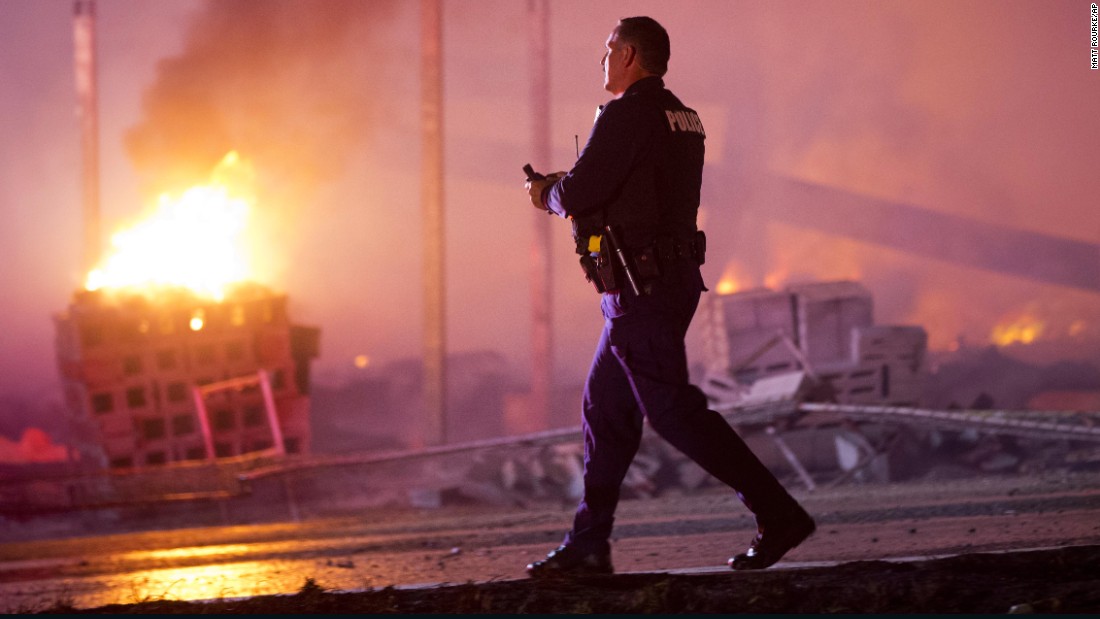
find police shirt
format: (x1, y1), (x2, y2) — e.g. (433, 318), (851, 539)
(544, 76), (706, 251)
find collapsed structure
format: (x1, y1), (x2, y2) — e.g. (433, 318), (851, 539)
(54, 285), (320, 469)
(9, 276), (1099, 533)
(697, 280), (928, 410)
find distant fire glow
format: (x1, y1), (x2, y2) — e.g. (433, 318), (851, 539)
(190, 309), (206, 331)
(991, 313), (1046, 346)
(763, 269), (789, 290)
(715, 261), (751, 295)
(85, 152), (257, 301)
(714, 259), (853, 296)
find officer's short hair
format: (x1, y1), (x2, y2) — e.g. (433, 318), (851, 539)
(616, 16), (670, 77)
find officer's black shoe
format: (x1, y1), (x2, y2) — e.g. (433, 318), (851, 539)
(526, 544), (614, 578)
(728, 505), (816, 571)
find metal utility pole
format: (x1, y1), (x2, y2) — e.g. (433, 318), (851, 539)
(527, 0), (552, 433)
(421, 0), (446, 446)
(73, 0), (101, 274)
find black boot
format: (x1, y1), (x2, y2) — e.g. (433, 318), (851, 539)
(526, 544), (614, 578)
(728, 504), (816, 571)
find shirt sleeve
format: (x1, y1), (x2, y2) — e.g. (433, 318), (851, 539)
(544, 98), (656, 219)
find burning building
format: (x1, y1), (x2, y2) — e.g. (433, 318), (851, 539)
(53, 152), (320, 470)
(55, 286), (318, 469)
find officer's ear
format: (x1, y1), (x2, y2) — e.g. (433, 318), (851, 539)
(621, 43), (638, 68)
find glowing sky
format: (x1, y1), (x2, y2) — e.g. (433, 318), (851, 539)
(1, 0), (1098, 408)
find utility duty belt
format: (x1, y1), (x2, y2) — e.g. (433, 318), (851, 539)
(579, 228), (706, 295)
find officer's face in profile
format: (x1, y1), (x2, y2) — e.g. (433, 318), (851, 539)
(602, 28), (626, 96)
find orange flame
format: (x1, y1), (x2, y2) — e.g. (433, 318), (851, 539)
(85, 152), (259, 302)
(990, 312), (1046, 346)
(715, 261), (751, 295)
(715, 260), (851, 296)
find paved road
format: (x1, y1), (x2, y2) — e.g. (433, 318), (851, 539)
(2, 469), (1099, 612)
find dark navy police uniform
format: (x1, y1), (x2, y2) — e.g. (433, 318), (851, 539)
(543, 76), (806, 558)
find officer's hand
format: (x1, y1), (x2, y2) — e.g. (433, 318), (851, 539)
(524, 172), (566, 211)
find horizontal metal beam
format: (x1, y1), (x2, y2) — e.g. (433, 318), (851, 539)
(238, 426), (586, 482)
(799, 402), (1100, 443)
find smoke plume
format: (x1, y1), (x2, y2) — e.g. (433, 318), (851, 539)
(701, 1), (1100, 353)
(125, 0), (399, 203)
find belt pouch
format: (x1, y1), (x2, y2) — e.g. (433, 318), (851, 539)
(579, 254), (607, 293)
(693, 230), (707, 265)
(596, 245), (618, 292)
(634, 244), (660, 281)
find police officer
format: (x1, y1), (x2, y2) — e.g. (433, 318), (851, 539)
(523, 16), (815, 577)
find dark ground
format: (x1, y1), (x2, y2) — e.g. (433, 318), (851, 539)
(37, 544), (1100, 614)
(7, 465), (1100, 614)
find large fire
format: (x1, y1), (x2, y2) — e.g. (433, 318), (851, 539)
(85, 152), (259, 302)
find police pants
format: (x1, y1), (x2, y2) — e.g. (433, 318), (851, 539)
(564, 260), (800, 554)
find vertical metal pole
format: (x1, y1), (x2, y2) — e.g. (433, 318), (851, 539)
(191, 387), (216, 462)
(73, 0), (101, 274)
(282, 475), (301, 522)
(421, 0), (446, 446)
(528, 0), (552, 433)
(258, 370), (287, 456)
